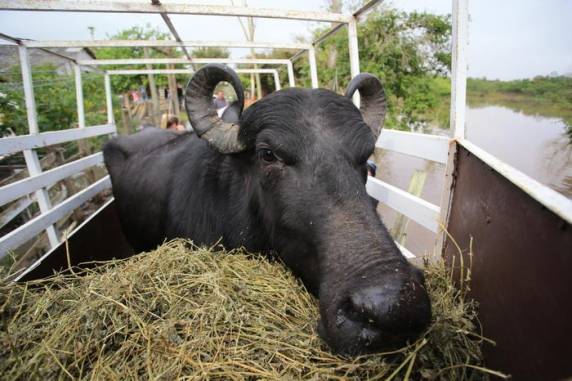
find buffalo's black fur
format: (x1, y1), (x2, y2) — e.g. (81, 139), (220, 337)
(104, 87), (431, 355)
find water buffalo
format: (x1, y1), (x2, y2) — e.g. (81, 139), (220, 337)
(103, 64), (431, 355)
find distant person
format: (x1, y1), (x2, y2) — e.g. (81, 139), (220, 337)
(131, 90), (140, 103)
(139, 86), (148, 101)
(166, 116), (186, 132)
(213, 91), (228, 110)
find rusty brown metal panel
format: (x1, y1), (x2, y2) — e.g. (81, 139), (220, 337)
(19, 200), (134, 282)
(444, 144), (572, 381)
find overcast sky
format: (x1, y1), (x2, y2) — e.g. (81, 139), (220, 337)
(1, 0), (571, 80)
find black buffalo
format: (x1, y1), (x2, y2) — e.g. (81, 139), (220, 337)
(103, 64), (431, 355)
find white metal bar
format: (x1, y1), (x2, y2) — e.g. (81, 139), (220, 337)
(308, 46), (319, 89)
(435, 141), (457, 259)
(104, 74), (114, 124)
(286, 61), (296, 87)
(0, 176), (112, 258)
(450, 0), (469, 139)
(5, 32), (79, 64)
(74, 64), (86, 129)
(17, 45), (59, 248)
(155, 1), (194, 65)
(0, 1), (351, 23)
(0, 124), (117, 156)
(0, 32), (20, 44)
(0, 196), (33, 230)
(106, 68), (279, 75)
(376, 130), (450, 164)
(366, 176), (441, 233)
(235, 69), (278, 74)
(347, 16), (360, 106)
(14, 197), (115, 282)
(0, 153), (104, 207)
(353, 0), (384, 18)
(272, 70), (281, 91)
(460, 139), (572, 225)
(395, 241), (416, 259)
(79, 58), (291, 66)
(17, 46), (39, 135)
(24, 39), (312, 50)
(22, 150), (59, 247)
(437, 0), (469, 258)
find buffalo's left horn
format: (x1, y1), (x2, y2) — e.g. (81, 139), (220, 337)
(185, 64), (246, 154)
(345, 73), (387, 139)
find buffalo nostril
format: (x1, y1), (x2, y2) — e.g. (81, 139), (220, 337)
(347, 285), (399, 327)
(346, 281), (431, 336)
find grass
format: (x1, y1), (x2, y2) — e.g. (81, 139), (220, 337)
(0, 240), (508, 380)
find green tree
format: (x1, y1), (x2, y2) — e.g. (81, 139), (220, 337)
(279, 6), (452, 130)
(0, 65), (111, 137)
(95, 24), (179, 94)
(191, 47), (230, 59)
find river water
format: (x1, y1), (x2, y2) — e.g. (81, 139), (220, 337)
(374, 104), (572, 256)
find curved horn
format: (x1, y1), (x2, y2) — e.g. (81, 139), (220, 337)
(185, 64), (246, 154)
(344, 73), (387, 138)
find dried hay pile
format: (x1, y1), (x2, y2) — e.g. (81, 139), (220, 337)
(0, 240), (506, 380)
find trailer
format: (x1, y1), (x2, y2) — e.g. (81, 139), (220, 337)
(0, 1), (571, 380)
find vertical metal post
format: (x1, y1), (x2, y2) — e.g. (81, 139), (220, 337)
(308, 46), (319, 88)
(347, 16), (360, 105)
(18, 45), (59, 248)
(104, 73), (114, 124)
(286, 61), (296, 87)
(144, 47), (160, 126)
(167, 63), (180, 117)
(436, 0), (469, 259)
(450, 0), (469, 139)
(273, 71), (281, 91)
(74, 64), (85, 128)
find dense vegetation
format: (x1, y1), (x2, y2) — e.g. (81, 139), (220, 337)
(1, 8), (571, 136)
(283, 7), (453, 131)
(0, 65), (114, 139)
(468, 76), (572, 132)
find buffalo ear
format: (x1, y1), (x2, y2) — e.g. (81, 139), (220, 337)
(344, 73), (387, 139)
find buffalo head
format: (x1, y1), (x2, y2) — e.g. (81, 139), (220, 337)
(185, 64), (431, 355)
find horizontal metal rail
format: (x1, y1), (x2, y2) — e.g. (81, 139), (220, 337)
(0, 124), (116, 156)
(459, 139), (572, 225)
(0, 196), (33, 230)
(0, 33), (105, 74)
(395, 241), (415, 259)
(0, 152), (104, 207)
(366, 176), (441, 233)
(107, 68), (279, 75)
(377, 130), (450, 164)
(0, 175), (112, 258)
(0, 0), (351, 22)
(13, 197), (115, 281)
(79, 58), (291, 66)
(24, 39), (312, 50)
(291, 0), (383, 62)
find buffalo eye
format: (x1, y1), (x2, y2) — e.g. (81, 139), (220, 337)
(257, 148), (277, 163)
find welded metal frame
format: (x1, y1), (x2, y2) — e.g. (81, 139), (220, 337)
(106, 68), (283, 92)
(7, 0), (567, 263)
(438, 0), (572, 238)
(0, 0), (444, 259)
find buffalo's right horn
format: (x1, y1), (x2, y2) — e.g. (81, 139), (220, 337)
(185, 64), (246, 154)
